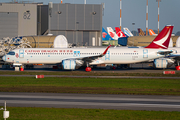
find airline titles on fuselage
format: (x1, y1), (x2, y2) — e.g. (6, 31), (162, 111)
(25, 49), (73, 53)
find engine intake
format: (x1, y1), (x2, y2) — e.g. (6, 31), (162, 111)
(154, 58), (174, 68)
(62, 60), (76, 70)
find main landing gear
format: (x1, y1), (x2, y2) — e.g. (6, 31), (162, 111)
(85, 63), (91, 72)
(20, 66), (24, 71)
(175, 61), (180, 70)
(85, 67), (91, 72)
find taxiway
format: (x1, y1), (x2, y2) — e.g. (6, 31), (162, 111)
(0, 92), (180, 111)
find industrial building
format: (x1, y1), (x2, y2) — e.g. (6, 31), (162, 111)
(48, 3), (102, 46)
(0, 1), (103, 47)
(0, 2), (38, 38)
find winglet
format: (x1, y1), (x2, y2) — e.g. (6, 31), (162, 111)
(145, 25), (174, 49)
(103, 45), (111, 55)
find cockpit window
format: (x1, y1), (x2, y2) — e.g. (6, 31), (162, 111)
(7, 51), (15, 55)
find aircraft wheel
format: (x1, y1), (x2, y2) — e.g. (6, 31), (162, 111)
(85, 67), (92, 72)
(175, 66), (180, 70)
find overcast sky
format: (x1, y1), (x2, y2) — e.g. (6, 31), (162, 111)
(2, 0), (180, 33)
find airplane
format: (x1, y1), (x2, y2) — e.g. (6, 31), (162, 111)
(2, 25), (174, 71)
(148, 29), (173, 47)
(115, 27), (129, 46)
(123, 27), (134, 37)
(149, 29), (175, 36)
(102, 27), (114, 41)
(149, 29), (158, 36)
(115, 27), (127, 38)
(107, 27), (119, 40)
(102, 27), (116, 46)
(138, 28), (146, 36)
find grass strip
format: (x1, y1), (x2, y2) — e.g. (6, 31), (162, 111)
(0, 107), (179, 120)
(0, 71), (180, 77)
(0, 77), (180, 95)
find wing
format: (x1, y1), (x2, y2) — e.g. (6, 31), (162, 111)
(62, 45), (111, 63)
(81, 45), (111, 62)
(166, 54), (180, 61)
(157, 51), (173, 55)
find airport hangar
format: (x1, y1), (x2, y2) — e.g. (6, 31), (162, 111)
(0, 2), (103, 48)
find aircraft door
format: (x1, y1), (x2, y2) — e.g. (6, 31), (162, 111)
(105, 51), (110, 60)
(19, 49), (24, 58)
(143, 49), (148, 58)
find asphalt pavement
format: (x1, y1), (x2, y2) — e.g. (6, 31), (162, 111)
(0, 92), (180, 111)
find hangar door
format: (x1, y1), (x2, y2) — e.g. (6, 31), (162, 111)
(0, 12), (18, 39)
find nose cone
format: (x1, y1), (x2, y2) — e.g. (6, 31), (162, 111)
(2, 55), (6, 61)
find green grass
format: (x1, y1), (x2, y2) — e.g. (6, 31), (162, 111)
(0, 71), (180, 77)
(0, 77), (180, 95)
(0, 107), (180, 120)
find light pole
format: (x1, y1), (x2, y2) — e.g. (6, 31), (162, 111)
(146, 0), (148, 36)
(156, 0), (161, 34)
(132, 23), (135, 46)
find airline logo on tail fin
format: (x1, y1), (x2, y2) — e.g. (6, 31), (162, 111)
(123, 28), (133, 37)
(115, 27), (126, 38)
(153, 30), (170, 49)
(149, 29), (156, 35)
(138, 28), (146, 36)
(145, 25), (174, 49)
(102, 27), (114, 40)
(107, 27), (119, 40)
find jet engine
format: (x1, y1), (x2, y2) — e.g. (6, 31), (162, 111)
(62, 59), (84, 70)
(154, 58), (174, 69)
(62, 60), (76, 70)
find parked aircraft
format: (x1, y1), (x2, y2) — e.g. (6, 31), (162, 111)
(149, 29), (158, 36)
(148, 29), (173, 47)
(102, 27), (114, 41)
(149, 29), (175, 36)
(115, 27), (129, 46)
(123, 28), (134, 37)
(102, 27), (115, 46)
(138, 28), (146, 36)
(107, 27), (119, 40)
(2, 25), (174, 71)
(115, 27), (126, 38)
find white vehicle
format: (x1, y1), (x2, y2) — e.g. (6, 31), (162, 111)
(2, 25), (174, 71)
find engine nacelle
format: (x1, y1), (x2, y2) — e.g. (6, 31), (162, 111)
(154, 58), (174, 68)
(62, 60), (76, 70)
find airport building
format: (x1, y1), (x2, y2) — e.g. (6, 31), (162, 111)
(48, 3), (102, 46)
(0, 2), (103, 47)
(0, 2), (38, 38)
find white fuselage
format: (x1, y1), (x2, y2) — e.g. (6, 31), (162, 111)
(3, 47), (171, 65)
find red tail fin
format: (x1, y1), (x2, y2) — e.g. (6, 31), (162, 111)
(145, 25), (173, 49)
(115, 27), (126, 38)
